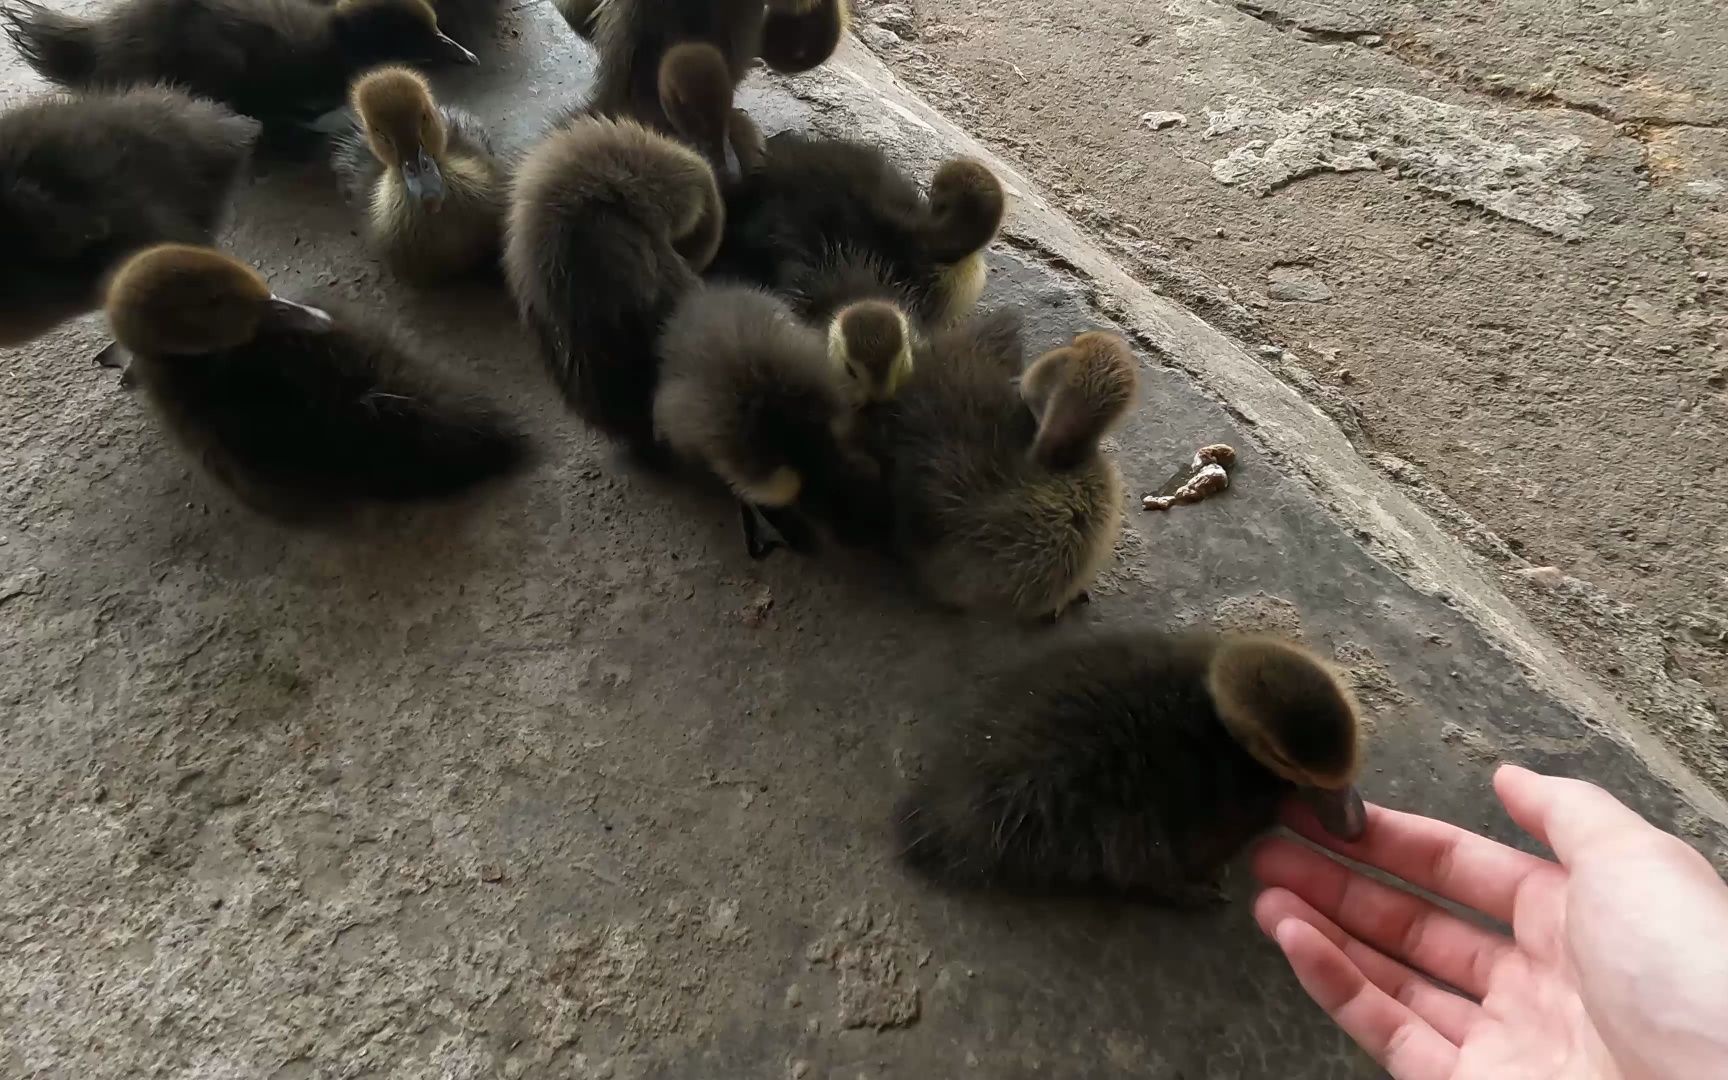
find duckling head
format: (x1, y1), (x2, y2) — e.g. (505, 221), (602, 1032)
(667, 152), (725, 273)
(1020, 330), (1137, 470)
(105, 245), (333, 356)
(1206, 636), (1366, 841)
(828, 300), (913, 405)
(924, 158), (1005, 263)
(657, 42), (735, 178)
(352, 66), (449, 211)
(760, 0), (849, 74)
(332, 0), (477, 67)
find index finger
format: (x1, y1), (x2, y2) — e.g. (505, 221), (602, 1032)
(1283, 799), (1560, 924)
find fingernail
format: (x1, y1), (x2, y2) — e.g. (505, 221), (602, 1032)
(1271, 918), (1298, 946)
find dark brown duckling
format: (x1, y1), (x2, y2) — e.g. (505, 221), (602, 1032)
(553, 0), (601, 39)
(107, 244), (530, 519)
(1, 0), (478, 132)
(759, 0), (848, 74)
(653, 40), (756, 180)
(896, 632), (1367, 905)
(653, 286), (910, 557)
(585, 0), (761, 126)
(711, 135), (1005, 328)
(0, 86), (259, 348)
(332, 66), (506, 284)
(872, 320), (1135, 619)
(504, 116), (721, 454)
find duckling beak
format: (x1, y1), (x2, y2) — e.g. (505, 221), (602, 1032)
(401, 148), (446, 212)
(266, 296), (335, 334)
(433, 31), (479, 65)
(1301, 784), (1367, 842)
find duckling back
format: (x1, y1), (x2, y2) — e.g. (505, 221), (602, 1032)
(712, 133), (1001, 327)
(505, 117), (721, 451)
(0, 87), (258, 345)
(870, 312), (1126, 619)
(587, 0), (762, 125)
(4, 0), (472, 130)
(127, 310), (529, 517)
(895, 632), (1298, 904)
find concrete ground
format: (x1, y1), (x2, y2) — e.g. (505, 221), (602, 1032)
(1, 5), (1725, 1080)
(854, 0), (1728, 798)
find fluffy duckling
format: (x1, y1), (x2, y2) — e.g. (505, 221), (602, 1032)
(332, 66), (506, 284)
(553, 0), (601, 39)
(107, 244), (530, 518)
(653, 287), (910, 557)
(896, 632), (1367, 905)
(505, 116), (722, 453)
(829, 298), (915, 406)
(760, 0), (848, 74)
(872, 320), (1135, 619)
(713, 135), (1005, 328)
(585, 0), (761, 127)
(0, 86), (259, 347)
(1, 0), (477, 131)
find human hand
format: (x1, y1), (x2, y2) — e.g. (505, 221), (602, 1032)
(1251, 764), (1728, 1079)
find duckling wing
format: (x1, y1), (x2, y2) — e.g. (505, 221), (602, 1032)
(443, 105), (504, 165)
(329, 122), (382, 207)
(139, 322), (531, 510)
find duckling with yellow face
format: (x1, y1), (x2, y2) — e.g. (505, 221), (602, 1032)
(333, 66), (506, 284)
(107, 244), (530, 519)
(871, 318), (1135, 619)
(653, 288), (915, 558)
(896, 632), (1368, 905)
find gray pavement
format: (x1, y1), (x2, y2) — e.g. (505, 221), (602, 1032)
(0, 6), (1723, 1079)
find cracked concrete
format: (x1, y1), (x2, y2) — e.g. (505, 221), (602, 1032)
(3, 3), (1728, 1079)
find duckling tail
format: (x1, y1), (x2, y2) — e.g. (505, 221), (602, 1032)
(1, 1), (98, 85)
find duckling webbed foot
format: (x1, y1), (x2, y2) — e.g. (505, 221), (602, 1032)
(1038, 591), (1091, 626)
(740, 501), (782, 560)
(93, 341), (137, 388)
(740, 502), (820, 559)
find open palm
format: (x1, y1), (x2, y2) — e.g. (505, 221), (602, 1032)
(1251, 765), (1728, 1080)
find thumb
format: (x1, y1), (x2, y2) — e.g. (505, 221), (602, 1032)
(1494, 764), (1657, 866)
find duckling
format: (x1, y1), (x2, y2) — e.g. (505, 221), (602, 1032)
(760, 0), (848, 74)
(332, 66), (506, 284)
(654, 41), (752, 180)
(871, 321), (1135, 619)
(895, 632), (1367, 905)
(0, 86), (259, 348)
(1, 0), (477, 132)
(712, 135), (1005, 328)
(652, 287), (910, 557)
(585, 0), (762, 127)
(829, 298), (915, 406)
(107, 244), (530, 518)
(553, 0), (601, 39)
(504, 116), (722, 453)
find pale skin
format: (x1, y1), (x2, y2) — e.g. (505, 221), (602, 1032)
(1252, 764), (1728, 1080)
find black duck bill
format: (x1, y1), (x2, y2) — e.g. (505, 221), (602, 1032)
(1301, 783), (1368, 841)
(400, 146), (445, 210)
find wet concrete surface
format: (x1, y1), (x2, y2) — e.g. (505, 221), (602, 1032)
(1, 5), (1724, 1079)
